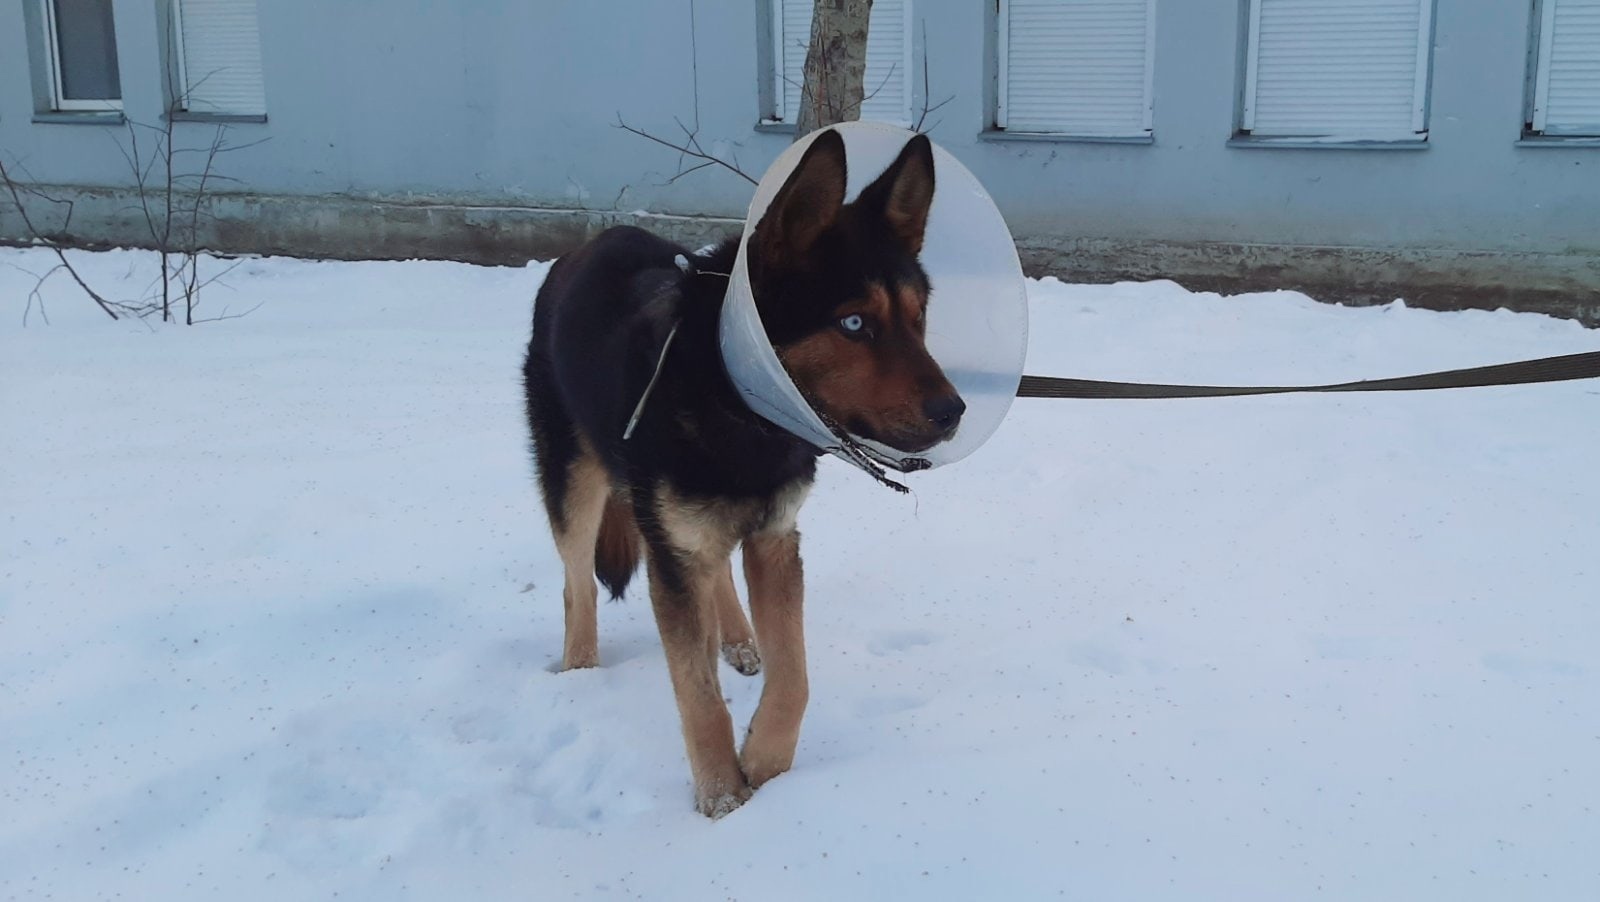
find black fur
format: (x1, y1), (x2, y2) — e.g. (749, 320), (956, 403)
(523, 130), (946, 601)
(522, 228), (818, 595)
(522, 130), (953, 816)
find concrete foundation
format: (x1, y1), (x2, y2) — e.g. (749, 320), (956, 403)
(5, 185), (1595, 326)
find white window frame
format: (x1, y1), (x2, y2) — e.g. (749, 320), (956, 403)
(995, 0), (1158, 139)
(1240, 0), (1435, 142)
(1529, 0), (1600, 136)
(766, 0), (915, 127)
(767, 1), (786, 121)
(40, 0), (123, 112)
(173, 0), (196, 110)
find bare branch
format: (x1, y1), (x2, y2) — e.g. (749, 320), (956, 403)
(190, 298), (263, 324)
(1, 70), (261, 327)
(5, 260), (62, 326)
(613, 115), (758, 186)
(662, 159), (719, 185)
(183, 126), (229, 323)
(26, 264), (63, 326)
(110, 124), (164, 266)
(171, 135), (271, 156)
(192, 258), (243, 293)
(688, 0), (702, 134)
(611, 0), (760, 189)
(2, 165), (82, 233)
(912, 21), (954, 134)
(2, 156), (125, 319)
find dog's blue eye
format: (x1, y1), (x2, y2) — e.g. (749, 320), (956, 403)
(839, 314), (865, 333)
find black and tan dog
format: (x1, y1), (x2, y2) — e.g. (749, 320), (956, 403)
(522, 129), (964, 817)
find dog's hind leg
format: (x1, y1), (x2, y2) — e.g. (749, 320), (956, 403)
(554, 449), (610, 670)
(738, 528), (808, 789)
(713, 562), (762, 676)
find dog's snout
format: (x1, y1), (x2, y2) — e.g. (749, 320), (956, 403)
(923, 393), (966, 432)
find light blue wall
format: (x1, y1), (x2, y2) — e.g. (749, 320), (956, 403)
(2, 1), (1596, 257)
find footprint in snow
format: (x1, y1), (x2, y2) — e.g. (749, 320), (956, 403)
(854, 694), (927, 717)
(504, 720), (648, 829)
(867, 629), (939, 656)
(1064, 641), (1127, 675)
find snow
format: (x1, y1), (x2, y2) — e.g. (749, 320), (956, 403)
(2, 247), (1597, 901)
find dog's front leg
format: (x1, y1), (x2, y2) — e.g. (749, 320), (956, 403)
(647, 553), (750, 818)
(739, 528), (808, 788)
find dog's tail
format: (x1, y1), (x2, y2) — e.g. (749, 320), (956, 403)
(594, 497), (641, 599)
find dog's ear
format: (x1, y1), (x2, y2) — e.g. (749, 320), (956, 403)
(855, 133), (936, 255)
(755, 128), (848, 260)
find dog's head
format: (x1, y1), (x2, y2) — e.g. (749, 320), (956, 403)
(747, 130), (964, 454)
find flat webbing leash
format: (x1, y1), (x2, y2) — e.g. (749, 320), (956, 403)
(1016, 350), (1600, 400)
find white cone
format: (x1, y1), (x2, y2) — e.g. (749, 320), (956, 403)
(719, 121), (1029, 472)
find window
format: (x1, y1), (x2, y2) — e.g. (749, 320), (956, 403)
(1241, 0), (1434, 142)
(41, 0), (123, 112)
(1530, 0), (1600, 136)
(768, 0), (913, 126)
(173, 0), (267, 116)
(996, 0), (1156, 139)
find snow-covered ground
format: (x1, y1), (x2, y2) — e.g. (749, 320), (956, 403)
(2, 246), (1596, 901)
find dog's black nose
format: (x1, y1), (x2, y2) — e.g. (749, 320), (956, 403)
(923, 393), (966, 432)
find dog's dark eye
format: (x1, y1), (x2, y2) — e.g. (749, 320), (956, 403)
(839, 314), (866, 334)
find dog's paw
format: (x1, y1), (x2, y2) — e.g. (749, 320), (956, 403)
(720, 640), (762, 676)
(739, 750), (792, 791)
(559, 651), (599, 671)
(695, 779), (752, 819)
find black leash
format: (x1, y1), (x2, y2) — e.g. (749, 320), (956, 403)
(1016, 350), (1600, 400)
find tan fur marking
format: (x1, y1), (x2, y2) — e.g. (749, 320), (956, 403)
(896, 284), (928, 332)
(780, 328), (885, 421)
(738, 528), (808, 788)
(862, 283), (893, 321)
(654, 487), (743, 561)
(645, 538), (749, 816)
(642, 480), (817, 811)
(555, 448), (610, 670)
(777, 280), (955, 452)
(763, 480), (812, 536)
(654, 483), (806, 556)
(712, 562), (760, 675)
(712, 563), (753, 646)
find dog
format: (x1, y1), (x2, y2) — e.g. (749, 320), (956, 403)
(522, 129), (964, 817)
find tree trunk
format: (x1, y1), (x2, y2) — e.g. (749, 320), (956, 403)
(794, 0), (873, 138)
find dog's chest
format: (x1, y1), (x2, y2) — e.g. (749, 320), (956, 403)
(654, 477), (814, 557)
(757, 478), (812, 535)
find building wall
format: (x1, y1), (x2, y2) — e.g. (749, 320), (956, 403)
(3, 1), (1597, 320)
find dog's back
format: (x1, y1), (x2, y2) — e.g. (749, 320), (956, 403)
(527, 227), (700, 470)
(526, 223), (819, 509)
